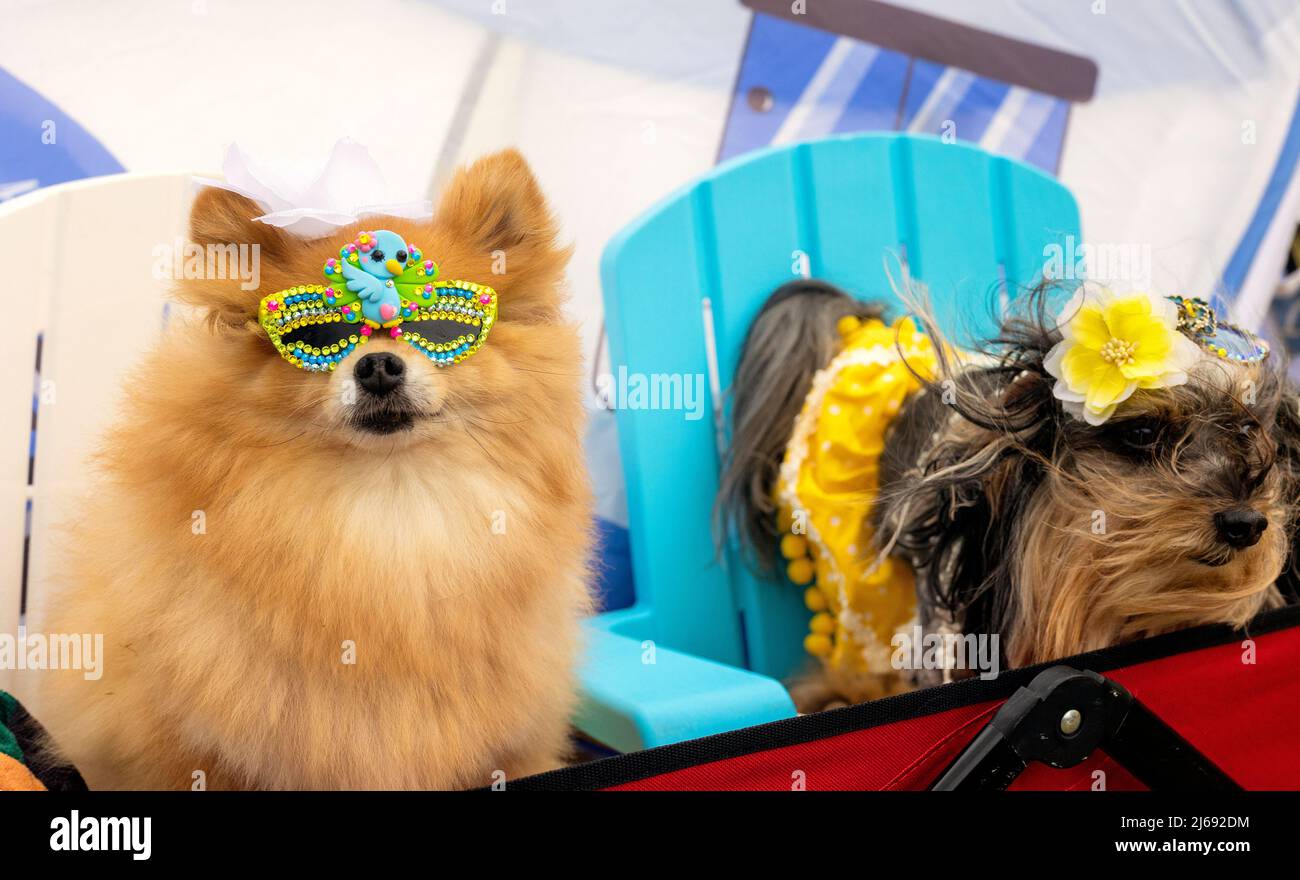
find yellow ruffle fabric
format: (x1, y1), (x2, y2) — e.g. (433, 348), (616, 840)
(775, 315), (938, 677)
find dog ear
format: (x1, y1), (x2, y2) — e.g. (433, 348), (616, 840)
(433, 149), (569, 324)
(1269, 383), (1300, 602)
(945, 445), (1041, 643)
(907, 441), (1033, 643)
(883, 367), (1054, 645)
(178, 186), (292, 326)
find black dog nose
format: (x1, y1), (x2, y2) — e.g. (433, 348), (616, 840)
(353, 352), (405, 396)
(1214, 508), (1268, 549)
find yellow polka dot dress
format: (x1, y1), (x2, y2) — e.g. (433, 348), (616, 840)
(774, 315), (939, 680)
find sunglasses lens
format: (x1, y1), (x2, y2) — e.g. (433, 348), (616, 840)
(261, 286), (369, 372)
(281, 319), (362, 351)
(397, 316), (484, 366)
(278, 317), (367, 371)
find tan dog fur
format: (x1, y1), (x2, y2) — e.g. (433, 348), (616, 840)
(37, 150), (593, 789)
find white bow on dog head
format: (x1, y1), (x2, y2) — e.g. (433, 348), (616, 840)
(193, 138), (432, 239)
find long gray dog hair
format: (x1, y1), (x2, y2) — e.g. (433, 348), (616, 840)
(716, 279), (882, 571)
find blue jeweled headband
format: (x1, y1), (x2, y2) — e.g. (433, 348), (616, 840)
(1169, 295), (1269, 364)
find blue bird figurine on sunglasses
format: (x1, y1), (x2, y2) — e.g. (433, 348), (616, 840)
(338, 229), (411, 325)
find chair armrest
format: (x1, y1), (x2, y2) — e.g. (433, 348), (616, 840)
(575, 624), (797, 752)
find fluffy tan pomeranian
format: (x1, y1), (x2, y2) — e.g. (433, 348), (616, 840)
(36, 150), (593, 789)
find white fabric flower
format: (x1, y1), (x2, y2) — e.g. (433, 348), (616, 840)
(193, 139), (432, 239)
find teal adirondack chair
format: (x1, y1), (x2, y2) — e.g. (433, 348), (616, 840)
(578, 133), (1080, 752)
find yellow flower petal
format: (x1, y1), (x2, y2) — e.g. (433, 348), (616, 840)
(1069, 303), (1111, 349)
(1081, 400), (1120, 426)
(1060, 345), (1107, 391)
(1121, 329), (1176, 378)
(1101, 295), (1152, 328)
(1085, 364), (1132, 411)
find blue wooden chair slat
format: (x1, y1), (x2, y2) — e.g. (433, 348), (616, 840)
(905, 138), (1005, 346)
(582, 133), (1081, 752)
(803, 137), (905, 301)
(595, 196), (747, 667)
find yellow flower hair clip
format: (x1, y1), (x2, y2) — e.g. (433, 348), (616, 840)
(1043, 288), (1203, 425)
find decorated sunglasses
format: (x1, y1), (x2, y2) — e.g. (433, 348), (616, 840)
(259, 229), (498, 372)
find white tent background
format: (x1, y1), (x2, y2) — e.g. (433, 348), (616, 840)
(3, 0), (1300, 625)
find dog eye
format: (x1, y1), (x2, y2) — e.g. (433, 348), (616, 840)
(1120, 419), (1161, 449)
(371, 249), (386, 262)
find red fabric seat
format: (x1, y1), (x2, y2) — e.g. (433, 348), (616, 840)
(516, 606), (1300, 791)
